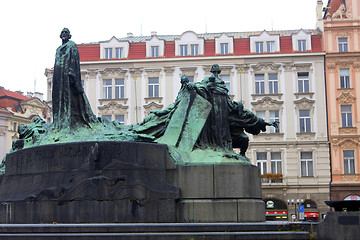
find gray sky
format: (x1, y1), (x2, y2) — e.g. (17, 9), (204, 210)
(0, 0), (326, 99)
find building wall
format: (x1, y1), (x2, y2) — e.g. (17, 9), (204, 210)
(46, 29), (330, 219)
(324, 0), (360, 200)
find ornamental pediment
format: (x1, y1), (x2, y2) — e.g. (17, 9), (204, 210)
(338, 139), (359, 148)
(100, 68), (127, 77)
(251, 63), (281, 72)
(251, 96), (283, 109)
(294, 97), (315, 109)
(337, 92), (356, 104)
(98, 101), (128, 111)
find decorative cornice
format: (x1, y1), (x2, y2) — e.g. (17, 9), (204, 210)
(99, 68), (127, 77)
(143, 101), (163, 109)
(98, 101), (129, 111)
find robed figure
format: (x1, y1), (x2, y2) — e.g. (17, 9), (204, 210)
(52, 28), (98, 129)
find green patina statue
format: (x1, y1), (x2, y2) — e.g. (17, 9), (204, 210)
(52, 28), (98, 129)
(3, 29), (278, 168)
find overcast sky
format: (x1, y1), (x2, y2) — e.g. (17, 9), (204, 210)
(0, 0), (326, 99)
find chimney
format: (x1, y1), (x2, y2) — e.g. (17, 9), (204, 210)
(151, 31), (157, 36)
(316, 0), (324, 30)
(127, 32), (133, 37)
(34, 92), (44, 101)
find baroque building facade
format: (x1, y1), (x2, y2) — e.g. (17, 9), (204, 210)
(323, 0), (360, 201)
(45, 28), (330, 221)
(0, 87), (48, 161)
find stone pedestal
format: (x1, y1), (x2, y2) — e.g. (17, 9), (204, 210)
(0, 142), (264, 223)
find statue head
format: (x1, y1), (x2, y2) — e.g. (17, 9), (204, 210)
(180, 75), (189, 84)
(60, 28), (72, 44)
(210, 64), (221, 76)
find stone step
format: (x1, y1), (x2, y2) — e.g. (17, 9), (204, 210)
(0, 222), (317, 233)
(0, 231), (310, 240)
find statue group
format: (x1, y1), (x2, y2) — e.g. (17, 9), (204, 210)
(9, 28), (277, 165)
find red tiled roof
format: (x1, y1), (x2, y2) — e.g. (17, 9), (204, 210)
(164, 41), (175, 58)
(78, 44), (100, 61)
(280, 37), (293, 54)
(128, 42), (146, 59)
(311, 35), (323, 52)
(234, 38), (250, 55)
(204, 40), (215, 56)
(0, 88), (29, 112)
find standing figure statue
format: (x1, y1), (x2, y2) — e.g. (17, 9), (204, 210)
(52, 28), (98, 129)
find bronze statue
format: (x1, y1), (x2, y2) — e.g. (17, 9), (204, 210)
(52, 28), (98, 129)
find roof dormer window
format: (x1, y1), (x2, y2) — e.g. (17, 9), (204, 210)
(215, 33), (233, 55)
(146, 35), (164, 58)
(175, 31), (204, 56)
(105, 48), (112, 59)
(100, 36), (129, 59)
(250, 31), (279, 54)
(292, 30), (312, 52)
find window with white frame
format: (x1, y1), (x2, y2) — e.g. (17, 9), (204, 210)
(299, 110), (311, 132)
(151, 46), (159, 57)
(103, 79), (112, 99)
(105, 48), (112, 59)
(341, 105), (352, 127)
(340, 68), (350, 88)
(268, 73), (278, 94)
(255, 42), (264, 53)
(191, 44), (199, 56)
(187, 76), (194, 82)
(270, 152), (282, 174)
(180, 45), (188, 56)
(115, 47), (123, 59)
(343, 150), (355, 174)
(102, 115), (112, 121)
(220, 74), (230, 91)
(298, 40), (306, 51)
(266, 41), (275, 53)
(256, 152), (267, 174)
(148, 77), (159, 97)
(220, 43), (229, 55)
(256, 111), (266, 119)
(255, 74), (265, 94)
(115, 78), (125, 99)
(301, 152), (314, 177)
(270, 110), (280, 133)
(338, 38), (348, 52)
(115, 115), (125, 125)
(297, 72), (309, 93)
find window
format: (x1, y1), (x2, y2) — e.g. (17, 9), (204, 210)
(266, 41), (275, 53)
(187, 76), (194, 82)
(191, 44), (199, 56)
(105, 48), (112, 59)
(255, 42), (264, 53)
(115, 47), (123, 59)
(220, 43), (229, 55)
(268, 73), (278, 94)
(338, 38), (348, 52)
(103, 79), (112, 99)
(270, 110), (280, 133)
(343, 150), (355, 174)
(271, 152), (282, 174)
(220, 74), (230, 91)
(298, 40), (306, 51)
(301, 152), (313, 177)
(180, 45), (188, 56)
(341, 105), (352, 127)
(297, 72), (309, 93)
(115, 115), (125, 125)
(148, 77), (159, 97)
(256, 111), (266, 119)
(151, 46), (159, 57)
(102, 115), (112, 121)
(340, 69), (350, 88)
(299, 110), (311, 132)
(115, 79), (125, 99)
(255, 74), (265, 94)
(257, 152), (267, 174)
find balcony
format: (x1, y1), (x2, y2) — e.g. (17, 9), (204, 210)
(261, 173), (283, 184)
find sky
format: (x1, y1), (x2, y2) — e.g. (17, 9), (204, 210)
(0, 0), (327, 99)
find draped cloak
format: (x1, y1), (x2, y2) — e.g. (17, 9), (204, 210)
(52, 40), (97, 129)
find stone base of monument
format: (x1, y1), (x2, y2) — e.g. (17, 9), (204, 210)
(0, 142), (264, 223)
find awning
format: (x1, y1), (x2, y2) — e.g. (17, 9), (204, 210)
(266, 211), (288, 216)
(304, 212), (319, 218)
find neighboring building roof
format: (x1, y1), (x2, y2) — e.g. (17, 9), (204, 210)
(323, 0), (346, 18)
(0, 87), (29, 112)
(80, 29), (322, 45)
